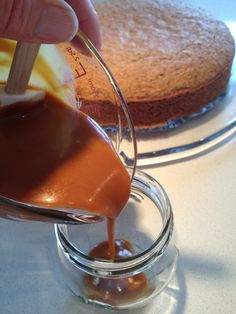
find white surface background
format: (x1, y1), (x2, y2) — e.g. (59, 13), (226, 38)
(0, 1), (236, 313)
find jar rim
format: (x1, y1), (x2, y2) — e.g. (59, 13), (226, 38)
(55, 169), (173, 276)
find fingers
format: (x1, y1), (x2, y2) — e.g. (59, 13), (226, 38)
(0, 0), (78, 43)
(66, 0), (102, 50)
(0, 0), (101, 50)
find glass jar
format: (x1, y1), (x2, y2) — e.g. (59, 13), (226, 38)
(55, 168), (178, 311)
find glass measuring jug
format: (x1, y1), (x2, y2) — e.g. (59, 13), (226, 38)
(0, 31), (137, 224)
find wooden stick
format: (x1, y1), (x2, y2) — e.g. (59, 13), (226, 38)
(5, 42), (41, 95)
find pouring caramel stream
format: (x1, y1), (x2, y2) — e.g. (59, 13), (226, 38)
(0, 93), (151, 303)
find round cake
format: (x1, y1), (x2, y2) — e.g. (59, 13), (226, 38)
(89, 0), (235, 128)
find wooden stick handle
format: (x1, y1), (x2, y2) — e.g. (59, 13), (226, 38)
(5, 42), (41, 95)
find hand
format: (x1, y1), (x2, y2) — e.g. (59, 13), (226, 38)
(0, 0), (101, 49)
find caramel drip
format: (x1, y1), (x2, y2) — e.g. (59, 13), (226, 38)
(107, 218), (116, 259)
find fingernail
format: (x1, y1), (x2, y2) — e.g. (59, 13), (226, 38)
(35, 6), (78, 43)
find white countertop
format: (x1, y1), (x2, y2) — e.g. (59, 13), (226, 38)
(0, 1), (236, 314)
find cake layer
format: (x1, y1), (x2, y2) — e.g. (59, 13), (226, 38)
(90, 0), (235, 128)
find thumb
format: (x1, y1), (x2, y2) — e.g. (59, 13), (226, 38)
(0, 0), (78, 43)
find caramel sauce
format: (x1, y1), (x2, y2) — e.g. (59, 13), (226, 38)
(0, 93), (149, 302)
(0, 94), (130, 219)
(84, 239), (149, 305)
